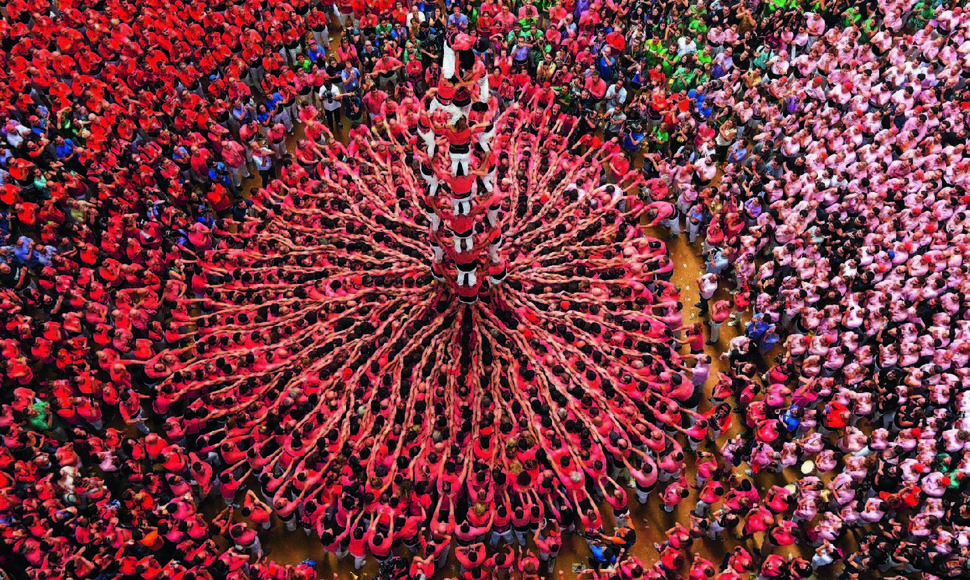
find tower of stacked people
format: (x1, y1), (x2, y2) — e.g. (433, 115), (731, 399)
(419, 29), (502, 304)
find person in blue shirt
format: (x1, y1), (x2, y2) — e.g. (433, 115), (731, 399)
(341, 61), (361, 93)
(25, 244), (56, 269)
(12, 236), (33, 265)
(266, 91), (284, 112)
(759, 325), (780, 355)
(53, 136), (75, 161)
(728, 140), (748, 164)
(622, 124), (645, 152)
(745, 313), (770, 341)
(0, 211), (10, 243)
(307, 42), (327, 66)
(231, 198), (254, 222)
(596, 46), (617, 81)
(208, 162), (235, 194)
(255, 103), (273, 128)
(782, 406), (802, 432)
(196, 207), (215, 229)
(447, 4), (468, 30)
(586, 538), (616, 571)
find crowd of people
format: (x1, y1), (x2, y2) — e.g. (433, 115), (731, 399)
(2, 0), (970, 579)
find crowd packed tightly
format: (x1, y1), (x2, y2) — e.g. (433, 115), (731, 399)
(1, 0), (970, 579)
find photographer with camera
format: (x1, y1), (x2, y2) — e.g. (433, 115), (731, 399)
(319, 77), (348, 130)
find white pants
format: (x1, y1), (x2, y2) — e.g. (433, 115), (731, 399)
(481, 171), (495, 193)
(419, 129), (436, 157)
(450, 151), (470, 175)
(709, 321), (722, 343)
(429, 98), (463, 123)
(426, 211), (441, 231)
(477, 76), (490, 103)
(486, 206), (500, 227)
(312, 29), (330, 50)
(664, 214), (681, 235)
(443, 42), (457, 79)
(457, 268), (477, 287)
(478, 126), (495, 152)
(228, 165), (245, 188)
(431, 244), (444, 262)
(271, 140), (287, 158)
(687, 220), (702, 243)
(453, 197), (473, 215)
(454, 236), (474, 253)
(488, 238), (502, 262)
(274, 109), (293, 133)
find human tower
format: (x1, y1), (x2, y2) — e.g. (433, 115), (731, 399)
(144, 24), (694, 573)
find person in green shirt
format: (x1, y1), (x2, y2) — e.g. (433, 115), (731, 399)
(402, 43), (421, 65)
(28, 400), (52, 431)
(752, 45), (772, 71)
(670, 56), (697, 93)
(842, 6), (861, 27)
(907, 2), (934, 30)
(687, 15), (708, 36)
(650, 124), (670, 154)
(767, 0), (798, 12)
(858, 17), (878, 44)
(643, 38), (667, 70)
(376, 21), (393, 39)
(696, 45), (714, 68)
(295, 54), (312, 73)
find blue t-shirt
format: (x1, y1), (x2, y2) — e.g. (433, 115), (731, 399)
(55, 139), (75, 159)
(447, 13), (468, 29)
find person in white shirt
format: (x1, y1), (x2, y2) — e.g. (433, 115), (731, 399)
(676, 36), (697, 59)
(319, 80), (346, 129)
(697, 273), (719, 315)
(604, 81), (627, 113)
(406, 5), (426, 28)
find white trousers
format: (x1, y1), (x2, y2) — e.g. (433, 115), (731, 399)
(454, 236), (474, 253)
(450, 151), (470, 175)
(481, 171), (495, 193)
(419, 129), (436, 157)
(486, 206), (500, 227)
(478, 126), (495, 152)
(453, 197), (472, 215)
(443, 42), (457, 79)
(457, 269), (477, 287)
(429, 98), (463, 123)
(312, 29), (330, 50)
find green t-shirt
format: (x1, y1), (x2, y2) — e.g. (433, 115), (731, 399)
(753, 47), (771, 70)
(858, 18), (877, 44)
(843, 7), (861, 27)
(688, 18), (708, 35)
(670, 66), (696, 92)
(643, 40), (667, 69)
(29, 401), (51, 431)
(908, 3), (934, 29)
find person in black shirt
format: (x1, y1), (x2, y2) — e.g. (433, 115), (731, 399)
(0, 261), (26, 290)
